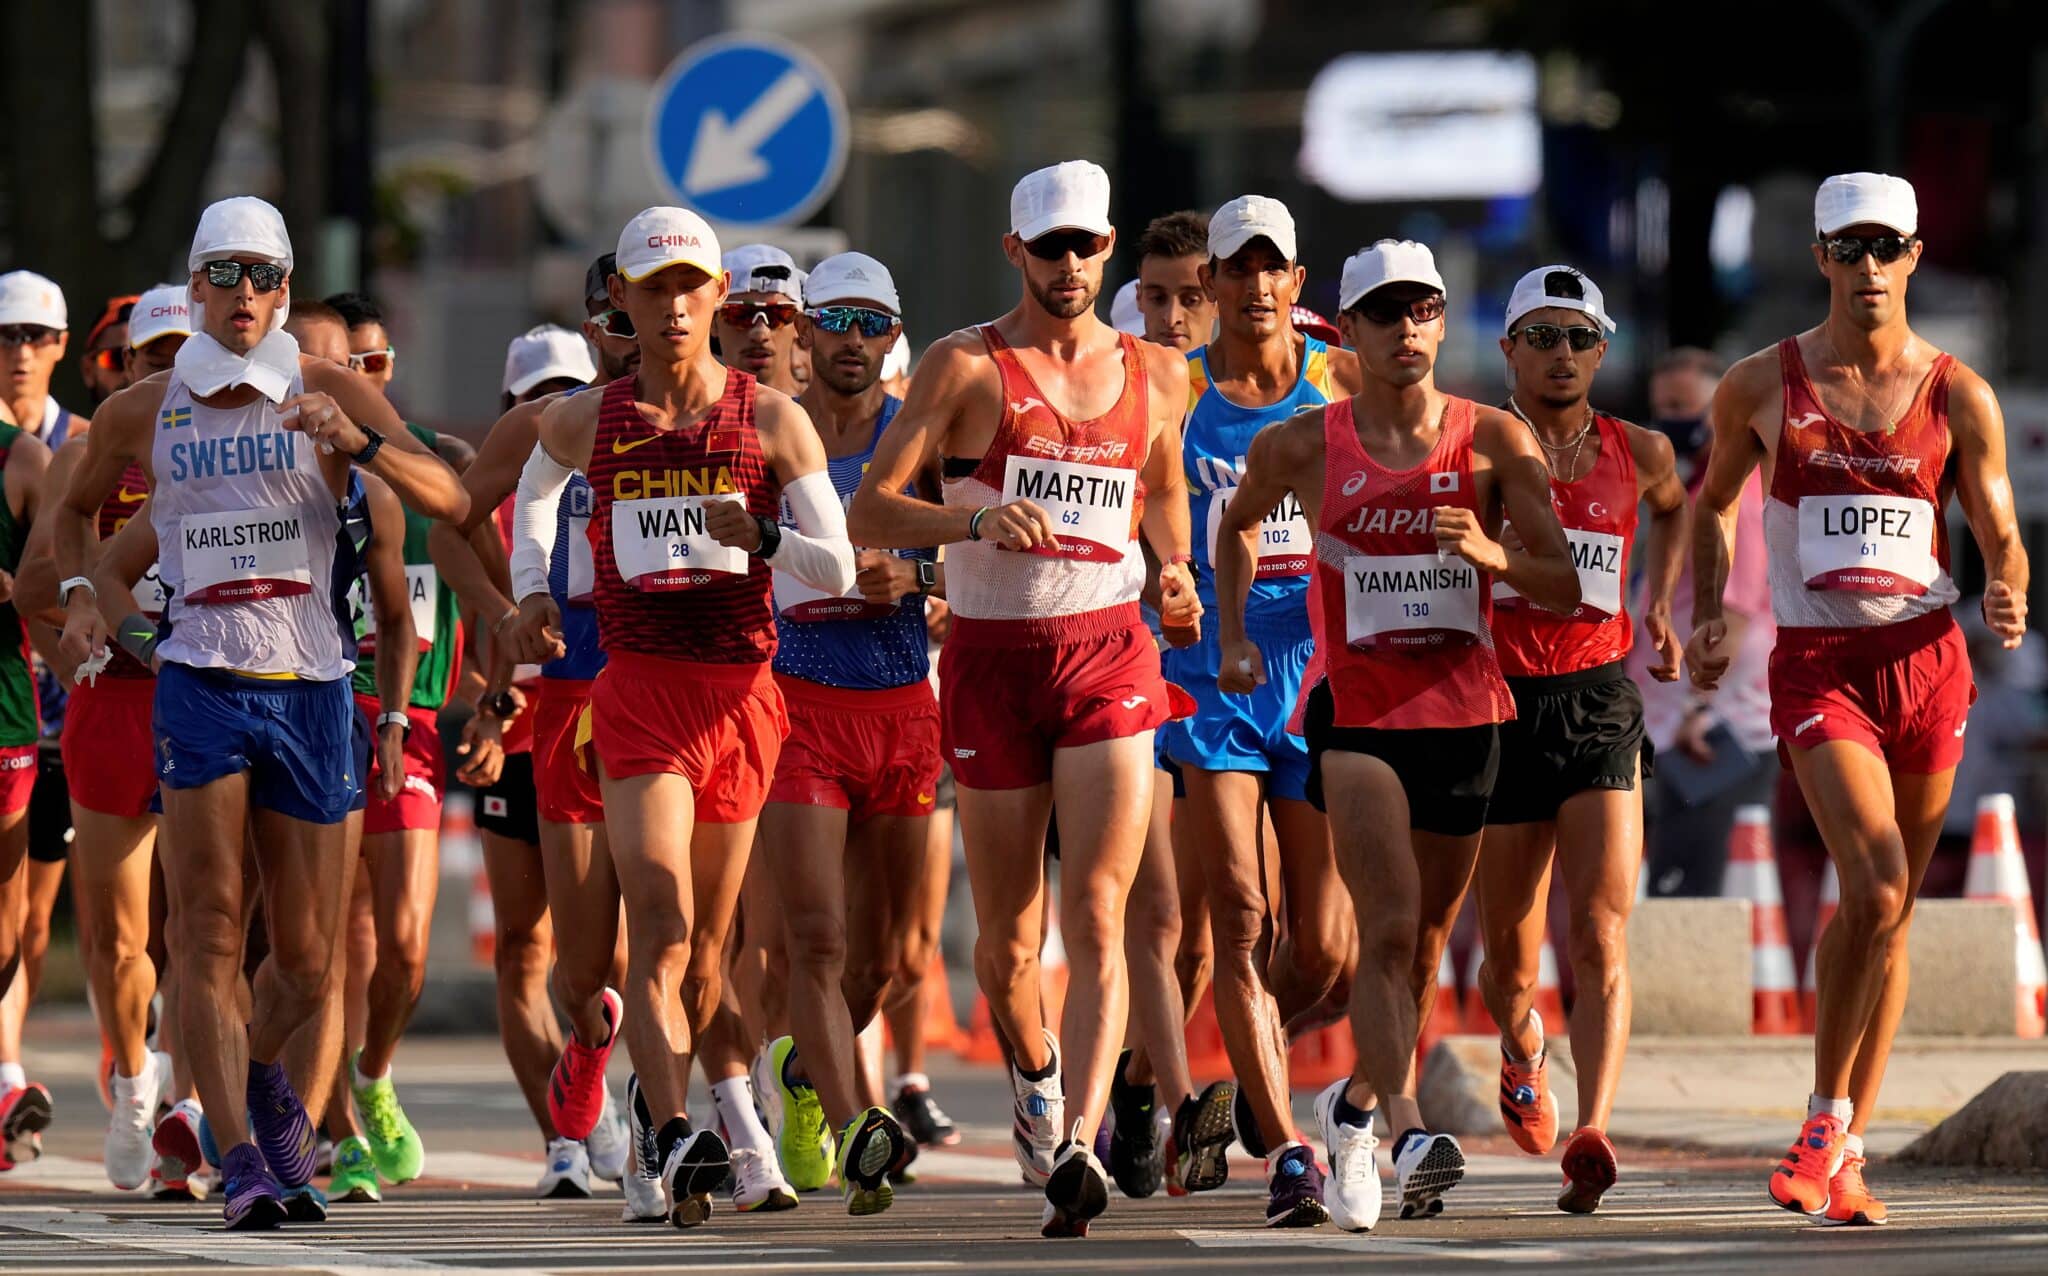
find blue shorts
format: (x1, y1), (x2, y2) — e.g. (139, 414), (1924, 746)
(153, 663), (361, 825)
(1162, 624), (1314, 802)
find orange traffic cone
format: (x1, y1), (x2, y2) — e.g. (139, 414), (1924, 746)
(436, 792), (492, 966)
(1800, 862), (1839, 1031)
(920, 956), (973, 1056)
(1725, 804), (1800, 1033)
(1288, 1017), (1357, 1088)
(1461, 941), (1493, 1034)
(1461, 933), (1563, 1035)
(1181, 990), (1233, 1078)
(1964, 794), (2048, 1037)
(960, 904), (1072, 1065)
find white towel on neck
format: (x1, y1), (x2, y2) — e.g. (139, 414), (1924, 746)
(174, 330), (302, 405)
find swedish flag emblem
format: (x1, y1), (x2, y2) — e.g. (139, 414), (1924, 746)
(159, 405), (192, 430)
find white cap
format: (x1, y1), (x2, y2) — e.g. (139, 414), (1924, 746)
(1010, 160), (1113, 243)
(615, 206), (723, 283)
(1505, 264), (1616, 334)
(503, 324), (598, 396)
(881, 332), (911, 382)
(0, 271), (66, 330)
(1815, 172), (1917, 237)
(1208, 195), (1297, 262)
(129, 284), (194, 348)
(188, 196), (294, 273)
(722, 244), (803, 303)
(1109, 279), (1144, 335)
(804, 252), (899, 314)
(1338, 239), (1446, 312)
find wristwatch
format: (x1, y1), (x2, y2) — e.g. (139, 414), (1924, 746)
(480, 690), (518, 719)
(915, 560), (938, 595)
(377, 710), (410, 735)
(350, 425), (386, 465)
(750, 515), (783, 558)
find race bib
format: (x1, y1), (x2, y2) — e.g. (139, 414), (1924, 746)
(178, 507), (313, 605)
(1001, 456), (1134, 561)
(136, 564), (168, 617)
(1342, 552), (1480, 649)
(610, 495), (747, 590)
(353, 564), (440, 652)
(1797, 494), (1937, 595)
(1205, 489), (1311, 578)
(562, 479), (595, 604)
(1494, 526), (1624, 618)
(773, 558), (897, 623)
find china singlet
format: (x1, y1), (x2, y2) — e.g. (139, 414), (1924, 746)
(1184, 335), (1336, 632)
(1764, 337), (1960, 630)
(97, 461), (162, 680)
(585, 370), (780, 663)
(941, 325), (1149, 620)
(0, 426), (36, 746)
(1305, 395), (1515, 730)
(772, 395), (932, 690)
(1493, 411), (1637, 676)
(148, 371), (350, 680)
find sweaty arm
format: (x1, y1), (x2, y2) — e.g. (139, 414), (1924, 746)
(848, 335), (988, 548)
(1687, 355), (1773, 687)
(56, 386), (154, 661)
(1138, 350), (1195, 565)
(90, 498), (160, 665)
(15, 437), (86, 622)
(1470, 413), (1579, 613)
(298, 361), (468, 523)
(1951, 367), (2030, 647)
(756, 392), (855, 595)
(361, 473), (421, 717)
(1630, 425), (1690, 680)
(1212, 413), (1319, 692)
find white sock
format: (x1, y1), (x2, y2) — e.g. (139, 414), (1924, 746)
(354, 1059), (390, 1088)
(0, 1062), (24, 1090)
(711, 1077), (774, 1154)
(892, 1072), (930, 1095)
(1843, 1132), (1866, 1159)
(112, 1053), (155, 1095)
(1807, 1094), (1853, 1122)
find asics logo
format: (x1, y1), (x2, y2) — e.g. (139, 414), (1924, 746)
(1794, 713), (1826, 736)
(1341, 471), (1368, 496)
(611, 434), (660, 455)
(1120, 695), (1148, 710)
(1010, 397), (1047, 416)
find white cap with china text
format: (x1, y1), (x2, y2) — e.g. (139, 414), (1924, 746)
(1010, 161), (1113, 243)
(129, 284), (194, 348)
(1815, 172), (1918, 238)
(616, 207), (724, 283)
(1338, 240), (1445, 312)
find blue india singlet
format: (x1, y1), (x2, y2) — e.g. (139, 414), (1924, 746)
(770, 396), (932, 690)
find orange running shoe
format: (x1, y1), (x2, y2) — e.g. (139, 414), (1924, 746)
(1497, 1046), (1559, 1155)
(1823, 1151), (1887, 1226)
(1767, 1113), (1845, 1216)
(1557, 1127), (1618, 1213)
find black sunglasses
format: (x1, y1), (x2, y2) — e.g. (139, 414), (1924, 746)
(1513, 323), (1604, 353)
(808, 306), (898, 338)
(1024, 230), (1109, 261)
(1821, 234), (1915, 266)
(593, 309), (635, 339)
(202, 260), (287, 292)
(1354, 294), (1446, 326)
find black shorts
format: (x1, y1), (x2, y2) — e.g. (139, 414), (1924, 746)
(1487, 662), (1652, 826)
(27, 746), (70, 864)
(475, 751), (541, 845)
(1302, 680), (1499, 837)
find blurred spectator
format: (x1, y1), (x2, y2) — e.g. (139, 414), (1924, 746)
(1631, 347), (1778, 896)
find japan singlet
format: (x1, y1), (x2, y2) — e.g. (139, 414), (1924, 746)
(1493, 411), (1637, 676)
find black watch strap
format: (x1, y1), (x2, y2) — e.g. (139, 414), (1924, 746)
(750, 515), (782, 558)
(350, 425), (386, 465)
(916, 560), (938, 594)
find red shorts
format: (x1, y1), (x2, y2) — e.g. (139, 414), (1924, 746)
(939, 602), (1169, 790)
(1769, 608), (1975, 775)
(355, 695), (445, 834)
(584, 652), (788, 825)
(534, 678), (603, 826)
(767, 676), (942, 821)
(63, 677), (156, 818)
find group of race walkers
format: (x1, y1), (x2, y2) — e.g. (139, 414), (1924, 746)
(0, 160), (2026, 1241)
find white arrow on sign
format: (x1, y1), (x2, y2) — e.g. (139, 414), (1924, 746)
(684, 68), (818, 196)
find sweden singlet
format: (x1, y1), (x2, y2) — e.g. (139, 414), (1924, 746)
(1493, 411), (1637, 676)
(1305, 395), (1515, 731)
(585, 370), (780, 663)
(1764, 337), (1960, 630)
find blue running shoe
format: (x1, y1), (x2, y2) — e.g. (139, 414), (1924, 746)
(1264, 1141), (1330, 1228)
(198, 1111), (222, 1170)
(283, 1181), (329, 1223)
(222, 1143), (287, 1231)
(247, 1060), (316, 1188)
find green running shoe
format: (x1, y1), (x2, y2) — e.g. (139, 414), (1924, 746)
(767, 1036), (832, 1192)
(836, 1107), (909, 1217)
(328, 1135), (382, 1202)
(351, 1053), (425, 1184)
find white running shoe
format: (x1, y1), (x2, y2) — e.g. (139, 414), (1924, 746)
(730, 1145), (798, 1212)
(1392, 1129), (1465, 1219)
(1008, 1029), (1064, 1187)
(750, 1043), (783, 1141)
(1039, 1127), (1109, 1239)
(105, 1050), (169, 1190)
(585, 1084), (629, 1182)
(536, 1137), (593, 1199)
(619, 1074), (666, 1223)
(1314, 1078), (1382, 1232)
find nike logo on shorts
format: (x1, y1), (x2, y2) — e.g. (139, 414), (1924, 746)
(1954, 720), (1969, 738)
(1794, 713), (1825, 737)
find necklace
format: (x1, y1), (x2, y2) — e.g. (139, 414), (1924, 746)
(1823, 330), (1918, 435)
(1510, 396), (1593, 482)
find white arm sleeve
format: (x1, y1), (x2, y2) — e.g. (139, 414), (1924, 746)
(770, 470), (857, 596)
(510, 444), (575, 603)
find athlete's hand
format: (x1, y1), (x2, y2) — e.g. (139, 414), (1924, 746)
(1157, 560), (1202, 647)
(374, 724), (406, 802)
(705, 499), (764, 553)
(853, 550), (917, 605)
(1218, 637), (1266, 695)
(455, 713), (506, 788)
(279, 391), (369, 456)
(979, 501), (1060, 553)
(1984, 580), (2027, 649)
(1643, 604), (1682, 682)
(59, 603), (105, 670)
(924, 595), (952, 644)
(1684, 618), (1730, 690)
(506, 593), (565, 664)
(1433, 507), (1505, 573)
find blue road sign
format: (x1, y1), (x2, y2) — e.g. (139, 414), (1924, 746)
(646, 34), (849, 231)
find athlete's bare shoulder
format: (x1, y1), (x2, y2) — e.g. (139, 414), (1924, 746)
(1943, 358), (2003, 433)
(1470, 403), (1541, 467)
(1250, 402), (1329, 475)
(1614, 415), (1679, 485)
(90, 376), (171, 456)
(918, 327), (999, 390)
(1716, 345), (1786, 422)
(1324, 344), (1365, 396)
